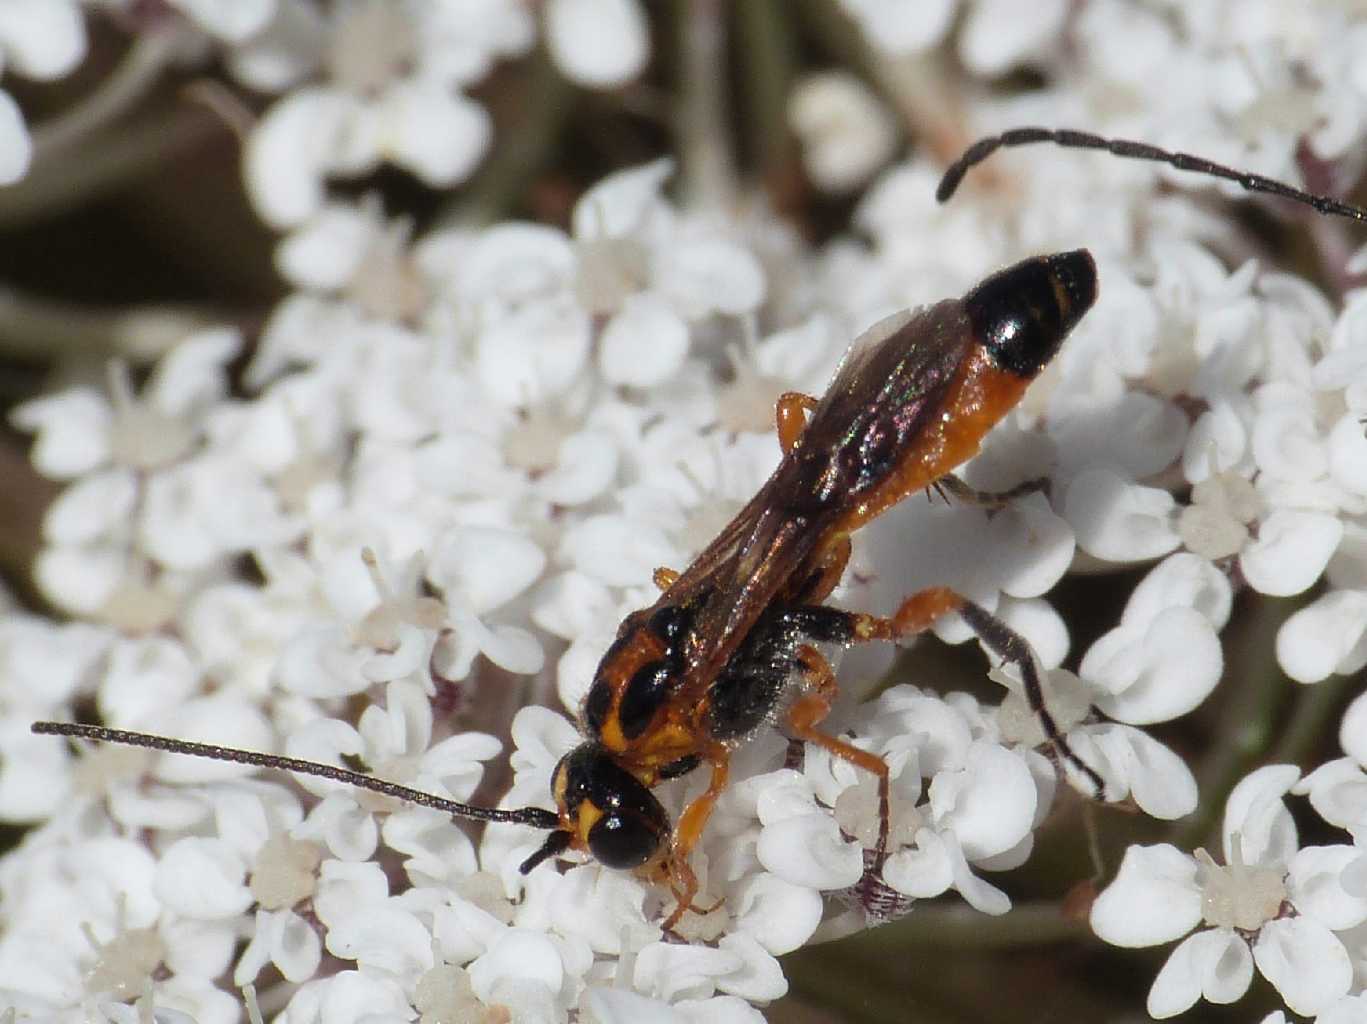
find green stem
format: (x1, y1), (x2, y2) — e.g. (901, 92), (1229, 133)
(673, 0), (737, 209)
(0, 287), (221, 361)
(31, 31), (179, 157)
(434, 48), (575, 229)
(734, 0), (797, 183)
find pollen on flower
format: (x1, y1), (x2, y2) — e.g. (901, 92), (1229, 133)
(94, 565), (179, 634)
(347, 218), (428, 324)
(453, 871), (517, 925)
(106, 361), (197, 470)
(995, 667), (1092, 748)
(502, 407), (580, 474)
(415, 962), (507, 1024)
(355, 547), (446, 651)
(250, 834), (324, 910)
(82, 914), (165, 1002)
(1194, 838), (1286, 932)
(1178, 471), (1259, 560)
(70, 741), (150, 798)
(715, 331), (787, 436)
(574, 234), (650, 315)
(833, 774), (923, 850)
(326, 0), (417, 96)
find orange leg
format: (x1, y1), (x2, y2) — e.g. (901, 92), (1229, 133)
(776, 392), (818, 454)
(653, 566), (680, 591)
(788, 644), (892, 865)
(662, 746), (731, 931)
(845, 587), (1105, 796)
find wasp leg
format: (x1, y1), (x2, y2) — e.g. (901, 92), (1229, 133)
(788, 644), (892, 868)
(936, 473), (1050, 510)
(662, 746), (731, 932)
(776, 392), (819, 454)
(653, 566), (681, 591)
(851, 587), (1105, 797)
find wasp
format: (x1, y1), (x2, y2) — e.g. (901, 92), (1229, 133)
(33, 128), (1367, 932)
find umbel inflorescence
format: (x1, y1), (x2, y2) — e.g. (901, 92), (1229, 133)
(2, 3), (1367, 1024)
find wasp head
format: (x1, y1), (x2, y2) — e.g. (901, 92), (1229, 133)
(519, 741), (670, 874)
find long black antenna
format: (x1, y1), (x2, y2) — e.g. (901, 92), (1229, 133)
(31, 720), (560, 830)
(937, 126), (1367, 223)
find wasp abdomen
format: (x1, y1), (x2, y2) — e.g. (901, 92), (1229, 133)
(964, 250), (1096, 377)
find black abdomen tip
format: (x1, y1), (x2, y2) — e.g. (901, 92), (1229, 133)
(964, 249), (1098, 377)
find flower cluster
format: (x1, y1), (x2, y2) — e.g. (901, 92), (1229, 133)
(2, 3), (1367, 1024)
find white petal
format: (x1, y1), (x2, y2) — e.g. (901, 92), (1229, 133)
(476, 300), (592, 404)
(1240, 510), (1343, 597)
(1343, 690), (1367, 764)
(276, 203), (375, 290)
(1329, 413), (1367, 496)
(10, 388), (112, 479)
(1318, 995), (1367, 1024)
(1253, 917), (1352, 1017)
(599, 294), (690, 386)
(729, 874), (822, 955)
(560, 513), (676, 586)
(538, 431), (620, 505)
(174, 0), (276, 41)
(144, 697), (275, 785)
(1086, 607), (1222, 725)
(715, 933), (787, 1002)
(33, 543), (123, 613)
(467, 928), (564, 1003)
(272, 909), (322, 983)
(428, 526), (546, 613)
(43, 467), (137, 544)
(244, 88), (353, 229)
(959, 0), (1066, 75)
(654, 239), (766, 318)
(928, 741), (1036, 860)
(1064, 468), (1180, 562)
(1119, 552), (1233, 632)
(582, 987), (687, 1024)
(546, 0), (649, 88)
(1090, 844), (1201, 947)
(0, 0), (85, 78)
(1147, 929), (1250, 1018)
(381, 83), (490, 185)
(1108, 727), (1198, 820)
(883, 827), (953, 898)
(1285, 845), (1367, 930)
(1223, 764), (1300, 868)
(756, 812), (863, 889)
(788, 71), (897, 192)
(1276, 590), (1367, 684)
(155, 838), (252, 919)
(326, 901), (432, 978)
(0, 90), (30, 184)
(572, 157), (673, 240)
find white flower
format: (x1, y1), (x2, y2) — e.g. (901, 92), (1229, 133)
(0, 0), (86, 183)
(1091, 765), (1360, 1018)
(545, 0), (649, 88)
(244, 1), (532, 227)
(788, 72), (898, 193)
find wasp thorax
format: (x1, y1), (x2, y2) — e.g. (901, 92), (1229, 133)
(553, 742), (670, 870)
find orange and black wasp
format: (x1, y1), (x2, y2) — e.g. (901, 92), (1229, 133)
(33, 129), (1367, 931)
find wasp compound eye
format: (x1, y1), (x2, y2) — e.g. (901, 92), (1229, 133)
(963, 249), (1098, 377)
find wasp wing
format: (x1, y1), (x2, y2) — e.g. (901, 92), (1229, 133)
(663, 299), (975, 702)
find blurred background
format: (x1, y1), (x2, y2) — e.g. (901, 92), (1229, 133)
(2, 2), (1363, 1021)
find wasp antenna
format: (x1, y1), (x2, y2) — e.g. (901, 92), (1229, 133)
(30, 720), (559, 830)
(936, 126), (1367, 224)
